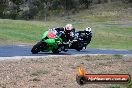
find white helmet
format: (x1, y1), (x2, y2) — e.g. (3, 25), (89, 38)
(85, 27), (91, 32)
(65, 24), (73, 31)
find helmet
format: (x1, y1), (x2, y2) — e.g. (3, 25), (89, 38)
(64, 24), (73, 35)
(85, 27), (91, 32)
(65, 24), (73, 31)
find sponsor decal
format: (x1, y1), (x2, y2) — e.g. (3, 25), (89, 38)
(76, 66), (131, 85)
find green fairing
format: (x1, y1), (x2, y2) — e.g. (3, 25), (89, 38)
(45, 39), (56, 45)
(46, 39), (58, 50)
(41, 31), (62, 51)
(41, 31), (48, 39)
(56, 36), (62, 42)
(32, 30), (64, 54)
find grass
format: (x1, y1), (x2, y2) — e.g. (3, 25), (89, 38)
(113, 54), (123, 59)
(107, 85), (120, 88)
(0, 19), (50, 44)
(90, 26), (132, 50)
(0, 2), (132, 50)
(0, 55), (131, 88)
(128, 80), (132, 88)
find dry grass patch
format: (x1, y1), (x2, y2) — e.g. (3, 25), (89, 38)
(0, 55), (131, 88)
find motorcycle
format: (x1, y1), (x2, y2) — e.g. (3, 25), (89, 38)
(69, 30), (92, 51)
(31, 30), (65, 54)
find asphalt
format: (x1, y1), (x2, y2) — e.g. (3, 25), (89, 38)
(0, 45), (132, 57)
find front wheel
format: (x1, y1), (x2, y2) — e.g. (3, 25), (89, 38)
(76, 42), (83, 51)
(31, 41), (42, 54)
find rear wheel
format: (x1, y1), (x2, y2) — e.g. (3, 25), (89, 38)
(31, 41), (42, 54)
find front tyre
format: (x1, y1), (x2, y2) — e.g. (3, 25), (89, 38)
(31, 41), (42, 54)
(76, 42), (83, 51)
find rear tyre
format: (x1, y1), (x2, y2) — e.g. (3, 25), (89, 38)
(31, 41), (42, 54)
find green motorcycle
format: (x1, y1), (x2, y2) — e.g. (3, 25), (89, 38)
(31, 30), (64, 54)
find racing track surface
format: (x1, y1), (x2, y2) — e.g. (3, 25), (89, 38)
(0, 45), (132, 58)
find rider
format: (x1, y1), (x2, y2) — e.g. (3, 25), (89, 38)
(85, 27), (92, 37)
(84, 27), (92, 48)
(53, 24), (75, 42)
(50, 24), (75, 51)
(85, 27), (91, 32)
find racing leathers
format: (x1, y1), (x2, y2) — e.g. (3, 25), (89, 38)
(54, 27), (75, 51)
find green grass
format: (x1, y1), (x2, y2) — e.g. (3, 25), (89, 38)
(128, 80), (132, 88)
(0, 19), (59, 44)
(0, 2), (132, 50)
(107, 85), (120, 88)
(89, 26), (132, 50)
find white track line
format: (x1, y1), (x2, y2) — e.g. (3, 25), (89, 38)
(0, 54), (131, 60)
